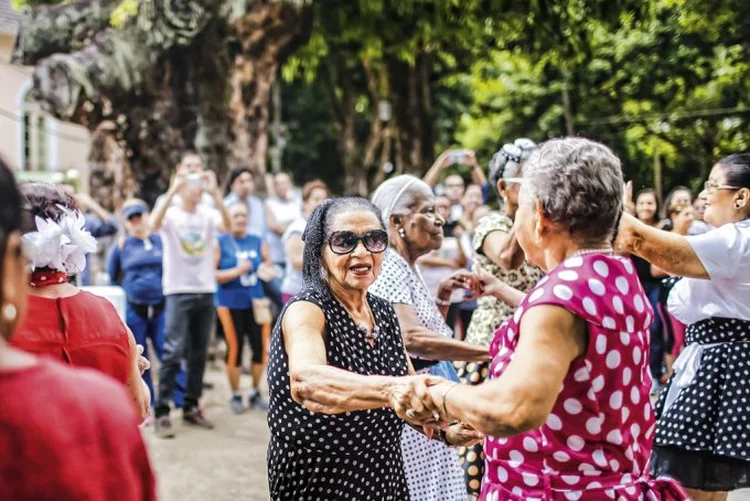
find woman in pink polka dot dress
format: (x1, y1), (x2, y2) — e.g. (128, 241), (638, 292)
(411, 138), (687, 500)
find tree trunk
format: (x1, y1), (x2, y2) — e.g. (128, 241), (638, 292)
(15, 0), (310, 206)
(229, 1), (308, 187)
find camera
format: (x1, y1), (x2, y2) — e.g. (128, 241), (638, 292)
(186, 173), (204, 189)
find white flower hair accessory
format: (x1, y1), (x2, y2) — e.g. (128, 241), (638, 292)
(22, 205), (97, 275)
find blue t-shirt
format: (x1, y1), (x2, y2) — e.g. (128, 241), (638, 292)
(216, 233), (264, 309)
(107, 234), (164, 305)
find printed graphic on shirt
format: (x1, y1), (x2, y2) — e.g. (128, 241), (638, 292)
(176, 219), (208, 257)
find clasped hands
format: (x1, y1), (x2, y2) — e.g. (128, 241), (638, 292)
(437, 269), (508, 303)
(388, 375), (483, 447)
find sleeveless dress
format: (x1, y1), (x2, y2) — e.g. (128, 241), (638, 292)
(266, 287), (410, 500)
(11, 291), (131, 385)
(456, 212), (544, 496)
(481, 253), (687, 500)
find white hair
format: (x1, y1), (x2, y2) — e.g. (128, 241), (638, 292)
(371, 175), (434, 227)
(521, 137), (624, 242)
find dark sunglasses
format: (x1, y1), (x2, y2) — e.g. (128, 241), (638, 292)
(328, 230), (389, 255)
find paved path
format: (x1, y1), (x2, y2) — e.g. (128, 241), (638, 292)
(143, 365), (750, 501)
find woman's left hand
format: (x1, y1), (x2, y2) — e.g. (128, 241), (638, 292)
(437, 270), (480, 302)
(445, 422), (484, 447)
(136, 345), (150, 375)
(257, 262), (276, 282)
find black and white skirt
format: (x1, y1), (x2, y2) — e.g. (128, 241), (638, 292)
(651, 316), (750, 491)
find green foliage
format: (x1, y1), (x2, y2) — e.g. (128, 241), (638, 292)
(281, 0), (750, 196)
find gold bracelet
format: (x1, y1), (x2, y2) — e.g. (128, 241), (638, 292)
(441, 382), (460, 416)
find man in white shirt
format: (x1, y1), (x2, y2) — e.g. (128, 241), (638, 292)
(223, 167), (267, 238)
(154, 151), (217, 209)
(149, 152), (231, 438)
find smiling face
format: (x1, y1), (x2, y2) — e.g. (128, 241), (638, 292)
(635, 192), (658, 225)
(228, 203), (248, 236)
(703, 163), (750, 226)
(671, 205), (694, 235)
(321, 210), (385, 293)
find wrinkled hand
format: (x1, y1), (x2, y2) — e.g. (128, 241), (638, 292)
(136, 344), (150, 375)
(203, 170), (219, 194)
(446, 422), (484, 447)
(388, 375), (447, 427)
(257, 262), (276, 282)
(614, 212), (640, 255)
(623, 180), (635, 215)
(474, 273), (508, 300)
(437, 269), (481, 302)
(170, 173), (187, 193)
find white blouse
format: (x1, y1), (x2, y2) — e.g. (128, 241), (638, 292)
(668, 219), (750, 325)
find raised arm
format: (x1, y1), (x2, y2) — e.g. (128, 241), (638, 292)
(431, 305), (585, 436)
(284, 301), (437, 419)
(467, 151), (487, 186)
(205, 171), (231, 232)
(149, 176), (183, 231)
(422, 150), (451, 187)
(393, 303), (489, 362)
(616, 213), (708, 279)
(483, 226), (524, 271)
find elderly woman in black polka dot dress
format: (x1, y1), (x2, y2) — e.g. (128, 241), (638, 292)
(618, 153), (750, 501)
(266, 197), (482, 501)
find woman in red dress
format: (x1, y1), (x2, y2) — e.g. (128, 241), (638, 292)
(0, 161), (155, 500)
(12, 182), (150, 420)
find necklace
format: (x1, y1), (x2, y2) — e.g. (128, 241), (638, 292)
(571, 247), (617, 258)
(358, 322), (380, 345)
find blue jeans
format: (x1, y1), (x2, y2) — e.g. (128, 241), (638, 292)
(156, 293), (215, 417)
(644, 283), (666, 381)
(126, 304), (185, 408)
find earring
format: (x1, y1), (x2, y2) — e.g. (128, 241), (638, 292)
(398, 228), (406, 238)
(2, 303), (16, 322)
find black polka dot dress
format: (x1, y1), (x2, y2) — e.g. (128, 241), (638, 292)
(651, 316), (750, 488)
(266, 287), (411, 500)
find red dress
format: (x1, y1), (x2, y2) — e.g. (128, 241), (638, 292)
(0, 358), (155, 500)
(11, 291), (131, 385)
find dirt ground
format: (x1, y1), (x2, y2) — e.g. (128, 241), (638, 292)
(143, 365), (750, 501)
(142, 365), (271, 501)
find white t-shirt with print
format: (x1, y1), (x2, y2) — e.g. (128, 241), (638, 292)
(160, 205), (223, 295)
(668, 219), (750, 324)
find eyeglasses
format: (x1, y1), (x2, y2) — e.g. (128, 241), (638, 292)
(704, 180), (741, 193)
(328, 230), (389, 255)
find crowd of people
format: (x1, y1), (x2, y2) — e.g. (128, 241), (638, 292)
(0, 136), (748, 501)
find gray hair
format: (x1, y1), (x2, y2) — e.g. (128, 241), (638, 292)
(521, 137), (624, 243)
(371, 175), (434, 227)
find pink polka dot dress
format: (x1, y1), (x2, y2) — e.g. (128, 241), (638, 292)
(480, 253), (687, 500)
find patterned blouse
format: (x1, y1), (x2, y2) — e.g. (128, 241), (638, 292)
(465, 212), (544, 347)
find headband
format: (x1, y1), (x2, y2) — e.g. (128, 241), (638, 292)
(385, 178), (418, 219)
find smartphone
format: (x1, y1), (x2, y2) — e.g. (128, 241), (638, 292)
(186, 173), (204, 189)
(448, 150), (471, 165)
